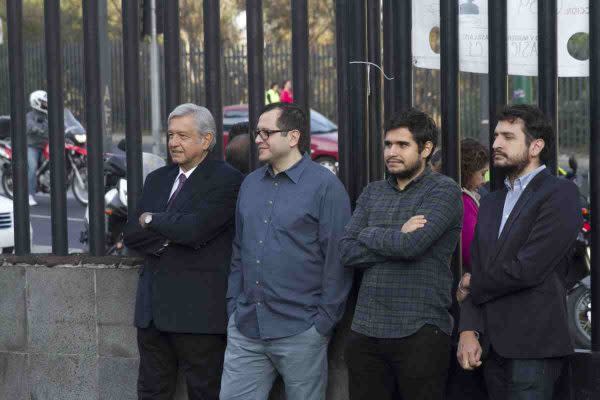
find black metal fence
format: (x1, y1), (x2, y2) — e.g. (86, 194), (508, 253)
(0, 41), (590, 150)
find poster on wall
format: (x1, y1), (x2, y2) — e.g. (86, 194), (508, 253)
(411, 0), (590, 77)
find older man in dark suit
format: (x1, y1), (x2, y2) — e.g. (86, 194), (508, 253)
(124, 103), (243, 400)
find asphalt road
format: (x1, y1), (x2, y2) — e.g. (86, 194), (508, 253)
(28, 192), (87, 253)
(13, 142), (155, 254)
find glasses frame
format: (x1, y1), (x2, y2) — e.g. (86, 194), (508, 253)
(252, 129), (289, 141)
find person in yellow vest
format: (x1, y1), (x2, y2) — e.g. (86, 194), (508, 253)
(265, 82), (280, 104)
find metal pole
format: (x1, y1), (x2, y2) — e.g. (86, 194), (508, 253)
(440, 0), (462, 318)
(122, 0), (143, 222)
(538, 0), (558, 175)
(83, 0), (106, 256)
(150, 0), (163, 157)
(440, 0), (460, 182)
(6, 0), (31, 254)
(164, 0), (181, 162)
(383, 0), (394, 120)
(347, 2), (368, 201)
(367, 0), (383, 181)
(292, 0), (310, 145)
(246, 0), (264, 171)
(335, 0), (352, 198)
(394, 0), (412, 113)
(204, 0), (224, 160)
(589, 0), (600, 353)
(488, 0), (508, 191)
(44, 0), (68, 255)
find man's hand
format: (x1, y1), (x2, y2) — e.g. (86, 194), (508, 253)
(456, 273), (471, 303)
(139, 212), (152, 229)
(457, 331), (482, 370)
(401, 215), (427, 233)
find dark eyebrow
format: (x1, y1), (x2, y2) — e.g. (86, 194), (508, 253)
(384, 140), (412, 146)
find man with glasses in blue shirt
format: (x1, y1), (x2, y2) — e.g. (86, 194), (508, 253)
(220, 102), (352, 400)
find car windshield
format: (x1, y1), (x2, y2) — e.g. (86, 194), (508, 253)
(223, 108), (337, 134)
(310, 110), (337, 133)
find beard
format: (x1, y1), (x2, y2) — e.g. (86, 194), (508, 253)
(494, 148), (530, 178)
(388, 158), (424, 181)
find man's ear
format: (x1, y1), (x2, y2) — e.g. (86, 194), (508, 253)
(288, 129), (301, 148)
(202, 132), (214, 150)
(421, 141), (434, 160)
(530, 138), (545, 158)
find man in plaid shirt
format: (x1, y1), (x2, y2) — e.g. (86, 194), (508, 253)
(340, 108), (463, 400)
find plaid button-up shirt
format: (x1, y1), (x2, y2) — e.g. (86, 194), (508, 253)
(340, 168), (463, 338)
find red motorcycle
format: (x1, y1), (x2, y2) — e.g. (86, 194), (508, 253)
(0, 110), (89, 205)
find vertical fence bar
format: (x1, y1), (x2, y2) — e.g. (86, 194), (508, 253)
(122, 0), (143, 221)
(164, 0), (181, 157)
(538, 0), (558, 174)
(589, 0), (600, 353)
(347, 1), (368, 201)
(44, 0), (68, 255)
(440, 0), (460, 182)
(6, 0), (31, 254)
(292, 0), (310, 140)
(83, 0), (106, 255)
(335, 0), (352, 197)
(394, 0), (412, 113)
(383, 0), (394, 119)
(488, 0), (508, 191)
(204, 0), (224, 159)
(367, 0), (383, 181)
(440, 0), (461, 312)
(246, 0), (264, 171)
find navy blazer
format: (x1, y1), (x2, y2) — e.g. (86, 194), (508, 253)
(123, 158), (243, 334)
(459, 169), (582, 359)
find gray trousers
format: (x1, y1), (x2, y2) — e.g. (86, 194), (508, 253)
(220, 315), (330, 400)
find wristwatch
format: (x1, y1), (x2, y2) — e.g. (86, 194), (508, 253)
(144, 214), (153, 225)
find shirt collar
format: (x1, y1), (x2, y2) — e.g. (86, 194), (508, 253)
(386, 166), (432, 191)
(263, 153), (310, 184)
(504, 164), (546, 191)
(179, 162), (200, 179)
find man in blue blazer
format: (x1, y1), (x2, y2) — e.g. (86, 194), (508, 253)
(124, 103), (243, 400)
(457, 104), (582, 399)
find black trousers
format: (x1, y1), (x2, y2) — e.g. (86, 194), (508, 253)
(345, 324), (452, 400)
(483, 347), (563, 400)
(137, 323), (226, 400)
(446, 354), (488, 400)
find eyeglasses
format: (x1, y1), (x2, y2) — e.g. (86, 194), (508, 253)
(252, 129), (289, 141)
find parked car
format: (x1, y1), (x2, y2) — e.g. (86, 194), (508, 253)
(223, 104), (339, 174)
(0, 195), (32, 253)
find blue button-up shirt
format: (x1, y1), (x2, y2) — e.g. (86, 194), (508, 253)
(499, 164), (547, 236)
(227, 154), (352, 339)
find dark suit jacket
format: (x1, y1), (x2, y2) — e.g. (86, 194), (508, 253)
(459, 169), (582, 359)
(123, 158), (243, 334)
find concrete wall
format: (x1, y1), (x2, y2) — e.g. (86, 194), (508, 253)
(0, 256), (350, 400)
(3, 256), (600, 399)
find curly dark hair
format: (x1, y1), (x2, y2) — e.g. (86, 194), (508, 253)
(461, 138), (489, 189)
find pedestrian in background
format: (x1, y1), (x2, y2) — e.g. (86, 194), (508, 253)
(447, 138), (489, 400)
(280, 80), (294, 103)
(265, 82), (280, 104)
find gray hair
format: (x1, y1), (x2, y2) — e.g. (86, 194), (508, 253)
(168, 103), (218, 151)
